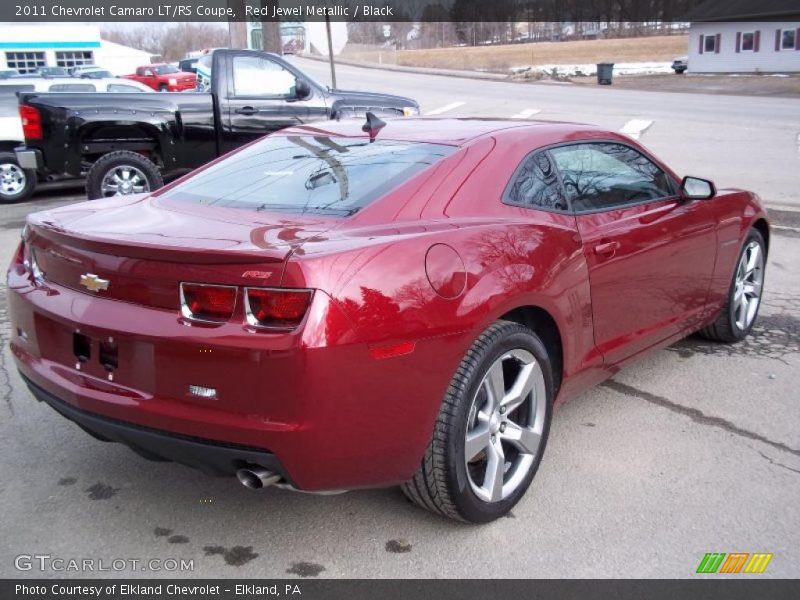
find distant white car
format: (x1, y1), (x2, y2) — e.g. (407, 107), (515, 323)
(71, 66), (114, 79)
(0, 78), (153, 203)
(0, 77), (153, 94)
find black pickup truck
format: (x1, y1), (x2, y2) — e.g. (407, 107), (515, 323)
(15, 49), (420, 199)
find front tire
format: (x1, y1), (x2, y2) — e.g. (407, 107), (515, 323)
(402, 320), (553, 523)
(0, 151), (36, 204)
(85, 151), (163, 200)
(699, 228), (766, 343)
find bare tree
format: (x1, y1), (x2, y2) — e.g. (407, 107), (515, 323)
(101, 23), (230, 62)
(259, 1), (283, 53)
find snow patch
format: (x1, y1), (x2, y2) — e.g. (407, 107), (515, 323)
(513, 62), (674, 78)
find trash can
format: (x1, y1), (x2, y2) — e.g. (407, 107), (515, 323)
(597, 63), (614, 85)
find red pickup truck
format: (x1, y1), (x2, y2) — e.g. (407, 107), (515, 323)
(122, 64), (195, 92)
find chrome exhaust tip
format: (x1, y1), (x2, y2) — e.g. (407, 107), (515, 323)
(236, 466), (281, 490)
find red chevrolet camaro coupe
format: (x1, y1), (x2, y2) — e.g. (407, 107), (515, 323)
(8, 118), (768, 522)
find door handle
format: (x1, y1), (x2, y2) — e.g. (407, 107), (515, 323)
(235, 106), (258, 115)
(593, 240), (621, 257)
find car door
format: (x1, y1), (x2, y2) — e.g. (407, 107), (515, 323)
(221, 52), (327, 153)
(550, 141), (717, 364)
(139, 67), (157, 89)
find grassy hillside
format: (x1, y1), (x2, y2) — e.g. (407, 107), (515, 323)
(339, 35), (690, 72)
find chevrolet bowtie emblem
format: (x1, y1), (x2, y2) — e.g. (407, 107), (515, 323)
(80, 273), (110, 293)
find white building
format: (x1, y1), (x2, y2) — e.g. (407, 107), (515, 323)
(688, 21), (800, 73)
(683, 0), (800, 73)
(0, 25), (154, 76)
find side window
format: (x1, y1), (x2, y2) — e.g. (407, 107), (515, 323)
(550, 143), (674, 213)
(232, 55), (296, 97)
(504, 150), (568, 211)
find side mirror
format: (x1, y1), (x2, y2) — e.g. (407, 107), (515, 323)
(295, 78), (311, 99)
(680, 176), (716, 200)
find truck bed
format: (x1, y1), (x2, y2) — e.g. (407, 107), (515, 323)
(17, 91), (217, 177)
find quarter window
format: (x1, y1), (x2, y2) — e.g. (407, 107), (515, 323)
(5, 51), (45, 74)
(504, 151), (568, 211)
(232, 55), (296, 97)
(549, 143), (674, 213)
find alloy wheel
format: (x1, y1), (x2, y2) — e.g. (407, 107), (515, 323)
(733, 240), (764, 331)
(100, 165), (150, 197)
(465, 349), (547, 503)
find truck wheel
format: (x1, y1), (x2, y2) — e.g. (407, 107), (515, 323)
(0, 151), (36, 204)
(86, 151), (163, 200)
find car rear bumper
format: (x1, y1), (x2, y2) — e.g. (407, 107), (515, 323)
(8, 270), (464, 491)
(15, 147), (42, 170)
(22, 374), (291, 481)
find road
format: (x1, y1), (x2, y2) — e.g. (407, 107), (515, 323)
(0, 62), (799, 579)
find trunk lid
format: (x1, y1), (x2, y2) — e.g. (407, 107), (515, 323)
(27, 194), (337, 310)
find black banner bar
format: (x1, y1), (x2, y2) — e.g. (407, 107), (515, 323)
(2, 0), (778, 23)
(3, 580), (800, 600)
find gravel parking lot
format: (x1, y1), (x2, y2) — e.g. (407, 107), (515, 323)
(1, 62), (799, 578)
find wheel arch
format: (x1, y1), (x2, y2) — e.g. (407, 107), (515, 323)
(78, 120), (162, 142)
(77, 120), (167, 167)
(497, 304), (564, 396)
(752, 217), (769, 255)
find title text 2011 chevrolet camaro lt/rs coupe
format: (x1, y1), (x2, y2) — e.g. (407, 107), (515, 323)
(7, 118), (769, 523)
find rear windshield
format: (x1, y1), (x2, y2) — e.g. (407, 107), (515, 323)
(159, 136), (455, 216)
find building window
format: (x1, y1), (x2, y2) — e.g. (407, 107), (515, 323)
(55, 51), (94, 69)
(5, 51), (46, 74)
(781, 29), (797, 50)
(740, 32), (755, 52)
(704, 35), (717, 53)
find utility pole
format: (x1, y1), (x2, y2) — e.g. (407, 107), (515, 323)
(325, 13), (337, 89)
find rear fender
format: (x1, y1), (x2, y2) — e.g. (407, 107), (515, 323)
(77, 115), (174, 169)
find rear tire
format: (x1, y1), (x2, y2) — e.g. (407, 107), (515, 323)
(699, 229), (766, 343)
(402, 320), (553, 523)
(86, 151), (163, 200)
(0, 151), (36, 204)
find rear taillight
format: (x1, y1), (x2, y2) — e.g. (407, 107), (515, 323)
(20, 105), (42, 140)
(11, 237), (44, 284)
(12, 241), (25, 266)
(180, 283), (237, 323)
(245, 288), (313, 330)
